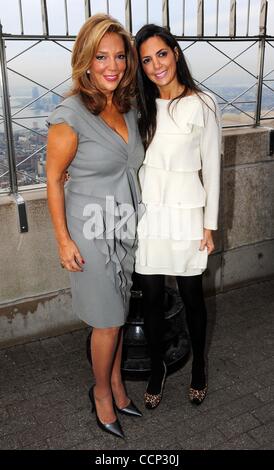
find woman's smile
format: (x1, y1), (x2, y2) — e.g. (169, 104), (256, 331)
(154, 70), (168, 79)
(103, 74), (120, 82)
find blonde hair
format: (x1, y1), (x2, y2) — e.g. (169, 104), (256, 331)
(70, 13), (137, 114)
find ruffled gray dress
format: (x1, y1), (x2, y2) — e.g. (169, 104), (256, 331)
(47, 94), (144, 328)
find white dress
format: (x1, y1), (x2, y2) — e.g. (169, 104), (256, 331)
(135, 92), (221, 276)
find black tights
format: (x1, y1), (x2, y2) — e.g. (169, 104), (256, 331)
(137, 273), (207, 389)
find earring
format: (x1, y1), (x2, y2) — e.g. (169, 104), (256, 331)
(86, 70), (90, 74)
(174, 47), (179, 62)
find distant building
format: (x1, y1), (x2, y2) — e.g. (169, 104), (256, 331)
(31, 86), (41, 111)
(51, 94), (62, 106)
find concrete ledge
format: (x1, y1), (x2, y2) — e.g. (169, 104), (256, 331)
(222, 127), (270, 166)
(223, 239), (274, 290)
(0, 289), (83, 348)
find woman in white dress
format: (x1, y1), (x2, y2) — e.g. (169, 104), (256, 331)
(134, 24), (221, 408)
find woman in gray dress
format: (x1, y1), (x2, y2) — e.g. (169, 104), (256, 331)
(46, 14), (144, 439)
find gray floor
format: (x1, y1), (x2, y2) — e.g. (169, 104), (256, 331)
(1, 279), (274, 450)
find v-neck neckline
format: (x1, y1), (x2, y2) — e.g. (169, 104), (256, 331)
(98, 112), (130, 146)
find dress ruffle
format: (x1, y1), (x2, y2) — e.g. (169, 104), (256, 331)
(142, 96), (209, 174)
(135, 238), (208, 276)
(139, 166), (206, 208)
(155, 95), (205, 134)
(65, 167), (143, 305)
(92, 206), (135, 305)
(137, 205), (204, 241)
(144, 134), (202, 172)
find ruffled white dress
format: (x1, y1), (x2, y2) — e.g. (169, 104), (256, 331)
(135, 92), (221, 276)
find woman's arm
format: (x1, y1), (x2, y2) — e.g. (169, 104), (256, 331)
(46, 123), (84, 271)
(200, 95), (222, 254)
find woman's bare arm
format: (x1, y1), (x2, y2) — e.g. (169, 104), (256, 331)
(46, 123), (84, 271)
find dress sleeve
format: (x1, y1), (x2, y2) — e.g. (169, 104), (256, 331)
(46, 104), (79, 136)
(200, 94), (222, 230)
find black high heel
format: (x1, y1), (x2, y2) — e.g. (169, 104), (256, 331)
(115, 399), (142, 417)
(144, 361), (167, 409)
(88, 386), (125, 439)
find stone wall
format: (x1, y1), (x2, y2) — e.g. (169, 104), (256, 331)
(203, 127), (274, 294)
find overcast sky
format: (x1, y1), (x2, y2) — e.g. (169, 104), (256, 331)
(0, 0), (274, 92)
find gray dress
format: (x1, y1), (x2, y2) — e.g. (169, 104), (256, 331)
(47, 94), (144, 328)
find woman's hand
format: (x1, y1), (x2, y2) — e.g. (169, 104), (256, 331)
(59, 238), (85, 272)
(199, 228), (215, 255)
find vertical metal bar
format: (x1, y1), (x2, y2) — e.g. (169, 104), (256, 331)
(255, 1), (268, 126)
(146, 0), (149, 24)
(255, 36), (266, 126)
(40, 0), (49, 36)
(125, 0), (132, 34)
(0, 24), (18, 194)
(85, 0), (91, 20)
(220, 154), (225, 294)
(216, 0), (219, 36)
(229, 0), (236, 37)
(197, 0), (204, 37)
(259, 0), (268, 36)
(64, 0), (69, 36)
(18, 0), (24, 35)
(162, 0), (170, 29)
(246, 0), (251, 36)
(106, 0), (110, 14)
(182, 0), (185, 36)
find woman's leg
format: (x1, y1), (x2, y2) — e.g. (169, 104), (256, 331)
(90, 326), (121, 423)
(176, 274), (207, 389)
(110, 328), (130, 408)
(136, 273), (166, 394)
